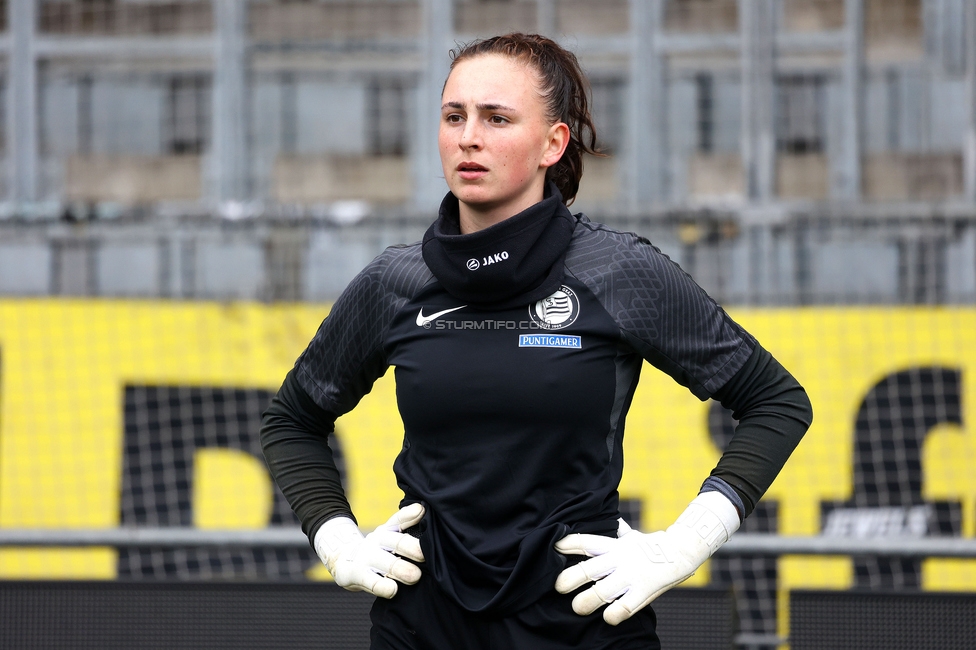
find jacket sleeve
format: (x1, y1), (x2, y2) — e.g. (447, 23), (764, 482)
(567, 226), (811, 519)
(261, 369), (353, 540)
(261, 261), (392, 541)
(261, 251), (417, 544)
(705, 343), (813, 517)
(601, 236), (755, 400)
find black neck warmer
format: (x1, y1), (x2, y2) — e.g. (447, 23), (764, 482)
(422, 184), (578, 310)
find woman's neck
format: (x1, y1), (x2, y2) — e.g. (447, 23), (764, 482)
(457, 185), (548, 234)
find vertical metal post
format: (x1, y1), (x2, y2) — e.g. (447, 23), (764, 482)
(626, 0), (664, 209)
(740, 0), (775, 202)
(537, 0), (557, 36)
(413, 0), (454, 211)
(964, 0), (976, 201)
(835, 0), (863, 199)
(212, 0), (248, 204)
(928, 0), (945, 67)
(8, 0), (39, 204)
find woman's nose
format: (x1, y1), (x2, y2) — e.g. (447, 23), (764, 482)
(459, 121), (482, 150)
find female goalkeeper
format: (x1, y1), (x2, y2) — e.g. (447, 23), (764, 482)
(261, 32), (812, 649)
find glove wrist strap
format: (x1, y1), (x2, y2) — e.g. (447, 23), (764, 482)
(672, 492), (741, 556)
(313, 516), (363, 571)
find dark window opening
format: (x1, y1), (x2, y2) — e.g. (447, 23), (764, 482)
(164, 75), (210, 156)
(776, 74), (826, 154)
(695, 72), (714, 153)
(367, 78), (409, 156)
(589, 78), (624, 155)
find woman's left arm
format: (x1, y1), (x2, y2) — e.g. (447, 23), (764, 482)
(704, 343), (813, 518)
(557, 231), (812, 624)
(555, 344), (811, 625)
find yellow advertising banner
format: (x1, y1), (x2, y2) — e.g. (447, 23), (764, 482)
(0, 300), (974, 604)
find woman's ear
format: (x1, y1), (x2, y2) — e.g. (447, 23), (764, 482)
(540, 122), (571, 169)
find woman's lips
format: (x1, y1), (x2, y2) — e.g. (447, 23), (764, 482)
(457, 162), (488, 180)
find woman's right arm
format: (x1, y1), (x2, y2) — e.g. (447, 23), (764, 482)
(262, 368), (428, 599)
(261, 368), (354, 536)
(260, 243), (432, 544)
(261, 245), (432, 597)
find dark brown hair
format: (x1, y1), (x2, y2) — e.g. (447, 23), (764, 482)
(447, 33), (603, 206)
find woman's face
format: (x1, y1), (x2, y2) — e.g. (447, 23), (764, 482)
(439, 54), (569, 232)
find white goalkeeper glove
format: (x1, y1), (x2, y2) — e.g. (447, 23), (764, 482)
(313, 503), (426, 599)
(554, 492), (740, 626)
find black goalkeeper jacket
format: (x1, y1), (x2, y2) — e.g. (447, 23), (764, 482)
(261, 185), (812, 616)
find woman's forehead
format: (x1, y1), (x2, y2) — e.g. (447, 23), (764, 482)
(443, 54), (543, 105)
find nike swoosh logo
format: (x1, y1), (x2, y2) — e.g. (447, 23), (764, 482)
(416, 305), (467, 327)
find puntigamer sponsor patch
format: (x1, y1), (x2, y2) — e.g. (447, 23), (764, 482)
(518, 334), (582, 349)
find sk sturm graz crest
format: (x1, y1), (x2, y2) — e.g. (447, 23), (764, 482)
(529, 286), (580, 330)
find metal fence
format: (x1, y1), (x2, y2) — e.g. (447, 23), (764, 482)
(2, 208), (975, 305)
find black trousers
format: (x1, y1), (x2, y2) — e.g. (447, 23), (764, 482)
(369, 574), (661, 650)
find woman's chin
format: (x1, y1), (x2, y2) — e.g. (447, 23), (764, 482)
(452, 189), (499, 211)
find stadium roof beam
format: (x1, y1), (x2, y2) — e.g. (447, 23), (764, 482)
(0, 32), (852, 61)
(568, 31), (845, 58)
(740, 0), (775, 202)
(536, 0), (556, 38)
(965, 0), (976, 201)
(835, 0), (864, 200)
(212, 0), (249, 204)
(656, 32), (739, 55)
(30, 36), (214, 59)
(7, 0), (38, 204)
(625, 0), (665, 208)
(412, 0), (453, 211)
(773, 30), (846, 54)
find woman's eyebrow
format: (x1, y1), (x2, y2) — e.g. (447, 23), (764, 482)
(441, 101), (517, 112)
(476, 102), (516, 112)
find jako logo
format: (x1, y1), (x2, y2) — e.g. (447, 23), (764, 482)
(467, 251), (509, 271)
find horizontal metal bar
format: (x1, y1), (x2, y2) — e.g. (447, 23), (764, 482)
(721, 533), (976, 558)
(0, 528), (310, 548)
(32, 36), (215, 59)
(249, 37), (420, 56)
(0, 28), (921, 61)
(735, 633), (787, 646)
(774, 30), (846, 53)
(657, 32), (740, 54)
(2, 530), (976, 558)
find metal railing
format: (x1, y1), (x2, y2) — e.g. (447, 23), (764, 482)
(2, 528), (975, 558)
(3, 209), (976, 305)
